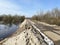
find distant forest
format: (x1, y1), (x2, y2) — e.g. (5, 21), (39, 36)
(0, 8), (60, 26)
(0, 15), (25, 25)
(31, 8), (60, 26)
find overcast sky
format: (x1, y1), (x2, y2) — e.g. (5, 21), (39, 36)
(0, 0), (60, 17)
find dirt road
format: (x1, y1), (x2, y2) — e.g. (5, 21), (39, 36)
(0, 19), (47, 45)
(0, 19), (60, 45)
(33, 21), (60, 45)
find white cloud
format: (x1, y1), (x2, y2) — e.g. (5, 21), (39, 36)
(0, 0), (22, 15)
(0, 0), (37, 17)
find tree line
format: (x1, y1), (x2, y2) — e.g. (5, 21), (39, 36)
(31, 8), (60, 26)
(0, 14), (25, 25)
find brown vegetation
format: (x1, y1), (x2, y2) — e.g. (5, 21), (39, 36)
(31, 8), (60, 26)
(0, 14), (25, 25)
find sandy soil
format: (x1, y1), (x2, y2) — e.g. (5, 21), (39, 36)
(0, 19), (47, 45)
(33, 20), (60, 45)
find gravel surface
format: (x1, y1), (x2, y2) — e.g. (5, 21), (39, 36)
(34, 21), (60, 45)
(0, 19), (47, 45)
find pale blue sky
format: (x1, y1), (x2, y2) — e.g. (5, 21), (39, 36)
(0, 0), (60, 17)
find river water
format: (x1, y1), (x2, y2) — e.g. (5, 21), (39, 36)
(0, 24), (19, 40)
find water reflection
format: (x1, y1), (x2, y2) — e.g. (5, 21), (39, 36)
(0, 24), (18, 40)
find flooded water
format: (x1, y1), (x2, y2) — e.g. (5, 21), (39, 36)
(0, 24), (19, 40)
